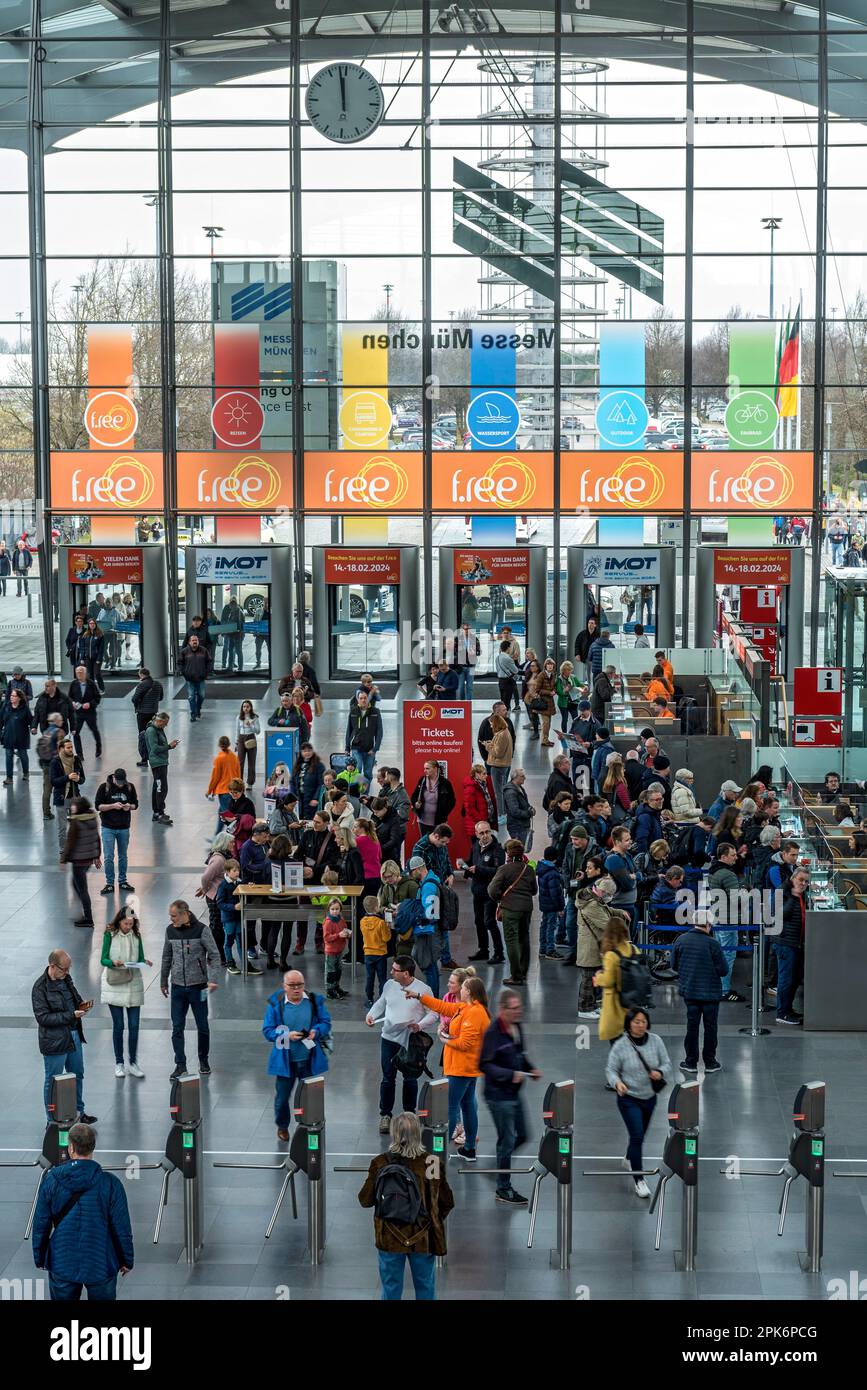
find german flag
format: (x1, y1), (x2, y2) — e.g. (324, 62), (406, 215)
(776, 305), (800, 418)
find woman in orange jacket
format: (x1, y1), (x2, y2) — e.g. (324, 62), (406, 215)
(643, 664), (673, 706)
(206, 734), (241, 833)
(411, 975), (490, 1161)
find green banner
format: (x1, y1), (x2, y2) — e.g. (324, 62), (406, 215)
(726, 323), (779, 449)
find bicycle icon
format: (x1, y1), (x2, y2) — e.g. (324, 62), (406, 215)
(734, 403), (769, 424)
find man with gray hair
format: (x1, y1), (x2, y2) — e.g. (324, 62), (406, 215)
(503, 767), (534, 849)
(160, 899), (220, 1081)
(32, 950), (96, 1123)
(480, 988), (541, 1205)
(32, 1122), (134, 1302)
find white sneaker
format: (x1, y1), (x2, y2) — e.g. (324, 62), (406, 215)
(621, 1157), (632, 1172)
(577, 1009), (600, 1019)
(633, 1178), (651, 1199)
(114, 1063), (125, 1079)
(126, 1062), (145, 1078)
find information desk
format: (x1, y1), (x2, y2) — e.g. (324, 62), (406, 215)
(235, 885), (365, 981)
(804, 909), (867, 1030)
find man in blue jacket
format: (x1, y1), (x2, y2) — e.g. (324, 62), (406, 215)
(671, 911), (728, 1074)
(32, 1122), (133, 1301)
(590, 728), (615, 792)
(262, 969), (331, 1142)
(633, 787), (664, 854)
(480, 989), (541, 1206)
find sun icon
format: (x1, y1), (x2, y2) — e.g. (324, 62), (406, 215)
(226, 398), (251, 426)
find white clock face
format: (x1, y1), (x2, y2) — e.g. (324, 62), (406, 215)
(305, 62), (385, 144)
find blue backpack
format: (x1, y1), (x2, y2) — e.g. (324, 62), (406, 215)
(395, 895), (432, 937)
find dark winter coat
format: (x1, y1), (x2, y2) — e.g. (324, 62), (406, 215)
(131, 675), (164, 716)
(358, 1151), (453, 1255)
(33, 688), (72, 732)
(61, 810), (101, 865)
(32, 1160), (134, 1280)
(488, 859), (538, 915)
(672, 928), (728, 1001)
(0, 700), (31, 750)
(179, 644), (213, 683)
(536, 857), (566, 913)
(31, 967), (86, 1055)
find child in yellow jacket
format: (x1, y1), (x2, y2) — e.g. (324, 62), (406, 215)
(360, 894), (391, 1009)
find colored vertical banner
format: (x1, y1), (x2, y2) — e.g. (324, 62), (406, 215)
(726, 323), (778, 449)
(595, 322), (647, 449)
(340, 326), (391, 448)
(213, 324), (263, 449)
(467, 325), (519, 450)
(85, 326), (136, 451)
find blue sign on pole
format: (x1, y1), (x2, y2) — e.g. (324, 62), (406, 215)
(265, 729), (298, 789)
(595, 390), (649, 448)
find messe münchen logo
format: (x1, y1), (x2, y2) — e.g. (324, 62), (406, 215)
(83, 391), (139, 448)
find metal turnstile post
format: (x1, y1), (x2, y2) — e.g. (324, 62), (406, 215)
(649, 1080), (700, 1272)
(152, 1075), (205, 1265)
(0, 1074), (79, 1238)
(735, 1080), (826, 1274)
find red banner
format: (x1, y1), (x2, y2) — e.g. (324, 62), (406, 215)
(453, 549), (530, 586)
(739, 586), (779, 624)
(713, 549), (792, 584)
(403, 700), (473, 863)
(324, 548), (401, 585)
(67, 548), (143, 585)
(792, 718), (842, 748)
(213, 324), (262, 448)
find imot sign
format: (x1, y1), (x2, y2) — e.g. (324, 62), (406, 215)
(582, 549), (661, 586)
(193, 548), (271, 582)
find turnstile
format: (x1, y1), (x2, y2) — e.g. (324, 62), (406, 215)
(734, 1079), (825, 1274)
(0, 1073), (78, 1238)
(153, 1075), (205, 1264)
(650, 1080), (700, 1272)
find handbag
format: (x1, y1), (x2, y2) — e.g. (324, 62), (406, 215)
(628, 1036), (666, 1093)
(313, 694), (324, 718)
(529, 697), (544, 712)
(243, 737), (257, 750)
(495, 862), (528, 922)
(106, 965), (133, 985)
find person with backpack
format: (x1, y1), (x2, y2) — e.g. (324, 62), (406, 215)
(480, 987), (541, 1206)
(671, 909), (728, 1073)
(36, 712), (65, 820)
(367, 954), (438, 1133)
(407, 975), (491, 1162)
(414, 824), (459, 970)
(487, 839), (538, 987)
(32, 1120), (133, 1301)
(576, 876), (625, 1020)
(358, 1110), (454, 1300)
(593, 916), (647, 1045)
(606, 1007), (672, 1199)
(262, 969), (331, 1142)
(94, 767), (138, 895)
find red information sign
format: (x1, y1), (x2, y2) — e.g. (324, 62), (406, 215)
(403, 700), (473, 862)
(739, 586), (779, 624)
(793, 667), (843, 718)
(67, 548), (143, 585)
(453, 550), (530, 586)
(323, 549), (401, 585)
(713, 550), (792, 584)
(792, 718), (842, 748)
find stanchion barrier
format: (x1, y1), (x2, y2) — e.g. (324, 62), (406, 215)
(152, 1075), (205, 1265)
(459, 1079), (575, 1271)
(726, 1080), (825, 1274)
(215, 1075), (325, 1263)
(638, 920), (769, 1034)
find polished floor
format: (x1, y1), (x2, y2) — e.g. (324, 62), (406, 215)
(0, 679), (865, 1301)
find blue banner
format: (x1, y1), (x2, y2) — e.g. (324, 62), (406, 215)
(468, 325), (519, 450)
(265, 729), (298, 789)
(596, 322), (647, 449)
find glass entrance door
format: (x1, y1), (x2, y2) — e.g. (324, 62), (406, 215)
(458, 583), (527, 674)
(587, 581), (656, 647)
(205, 584), (270, 676)
(76, 584), (142, 673)
(329, 582), (398, 678)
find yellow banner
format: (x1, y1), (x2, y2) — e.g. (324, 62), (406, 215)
(340, 326), (390, 449)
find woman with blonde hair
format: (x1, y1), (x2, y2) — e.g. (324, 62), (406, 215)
(482, 713), (513, 821)
(594, 915), (641, 1044)
(555, 659), (582, 733)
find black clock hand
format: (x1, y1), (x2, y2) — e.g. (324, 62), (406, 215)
(339, 70), (346, 112)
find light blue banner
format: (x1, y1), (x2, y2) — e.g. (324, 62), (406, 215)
(469, 324), (519, 450)
(596, 322), (647, 449)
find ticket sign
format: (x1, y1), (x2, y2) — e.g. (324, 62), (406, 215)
(792, 719), (843, 748)
(739, 586), (779, 624)
(713, 549), (792, 584)
(403, 700), (473, 861)
(67, 549), (143, 584)
(324, 548), (401, 585)
(793, 667), (843, 718)
(453, 550), (530, 586)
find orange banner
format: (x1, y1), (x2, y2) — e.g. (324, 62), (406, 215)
(691, 451), (813, 513)
(304, 451), (422, 511)
(561, 451), (683, 513)
(86, 326), (136, 450)
(177, 451), (294, 511)
(432, 451), (553, 512)
(50, 452), (163, 513)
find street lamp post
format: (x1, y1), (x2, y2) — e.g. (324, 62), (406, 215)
(383, 282), (394, 321)
(761, 216), (782, 321)
(203, 225), (224, 258)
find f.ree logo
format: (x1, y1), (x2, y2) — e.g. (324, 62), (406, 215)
(84, 391), (138, 448)
(71, 456), (155, 508)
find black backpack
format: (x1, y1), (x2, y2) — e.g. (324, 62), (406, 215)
(618, 949), (654, 1010)
(439, 882), (460, 932)
(667, 822), (696, 866)
(373, 1157), (428, 1242)
(395, 1028), (434, 1080)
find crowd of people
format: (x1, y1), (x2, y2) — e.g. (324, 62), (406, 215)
(12, 617), (850, 1302)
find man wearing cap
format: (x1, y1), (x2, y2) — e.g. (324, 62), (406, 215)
(94, 768), (138, 894)
(707, 779), (741, 824)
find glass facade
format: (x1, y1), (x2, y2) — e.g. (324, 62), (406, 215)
(0, 0), (859, 670)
